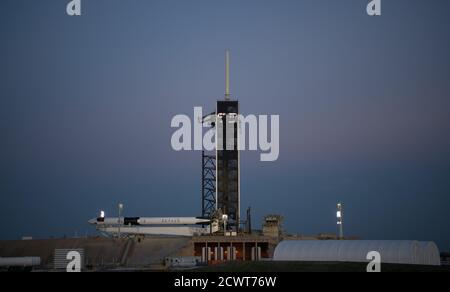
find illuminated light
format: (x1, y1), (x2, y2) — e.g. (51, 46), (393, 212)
(100, 211), (105, 218)
(336, 202), (344, 238)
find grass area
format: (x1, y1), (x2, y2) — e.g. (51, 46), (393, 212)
(194, 261), (450, 272)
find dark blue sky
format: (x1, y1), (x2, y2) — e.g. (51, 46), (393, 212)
(1, 0), (450, 250)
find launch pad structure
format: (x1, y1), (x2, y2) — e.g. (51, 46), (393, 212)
(201, 50), (241, 233)
(90, 51), (245, 237)
(84, 51), (275, 263)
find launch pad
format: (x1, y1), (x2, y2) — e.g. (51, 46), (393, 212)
(71, 51), (288, 268)
(89, 51), (246, 238)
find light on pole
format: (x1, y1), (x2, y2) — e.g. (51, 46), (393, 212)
(222, 214), (228, 236)
(118, 203), (124, 239)
(337, 203), (344, 239)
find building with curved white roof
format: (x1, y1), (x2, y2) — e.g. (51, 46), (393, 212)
(273, 240), (440, 266)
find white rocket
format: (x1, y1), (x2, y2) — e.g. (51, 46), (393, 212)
(88, 216), (212, 226)
(88, 214), (218, 237)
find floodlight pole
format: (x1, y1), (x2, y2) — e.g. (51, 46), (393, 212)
(118, 203), (123, 239)
(337, 203), (344, 239)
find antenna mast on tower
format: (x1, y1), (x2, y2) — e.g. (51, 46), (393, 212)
(225, 50), (231, 100)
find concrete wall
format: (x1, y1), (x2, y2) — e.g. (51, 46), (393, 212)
(126, 237), (191, 267)
(0, 236), (192, 270)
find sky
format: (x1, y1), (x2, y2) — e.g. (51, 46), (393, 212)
(1, 0), (450, 250)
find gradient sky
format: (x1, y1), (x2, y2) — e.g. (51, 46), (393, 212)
(1, 0), (450, 250)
